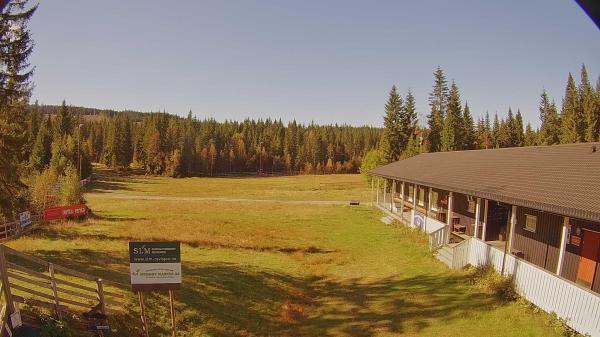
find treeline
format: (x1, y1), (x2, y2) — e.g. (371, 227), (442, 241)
(377, 65), (600, 162)
(29, 106), (381, 177)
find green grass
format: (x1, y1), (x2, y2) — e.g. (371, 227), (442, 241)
(7, 169), (563, 337)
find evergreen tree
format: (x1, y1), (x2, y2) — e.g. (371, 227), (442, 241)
(29, 120), (51, 171)
(441, 81), (463, 151)
(492, 113), (501, 148)
(427, 66), (449, 152)
(401, 133), (421, 159)
(538, 91), (560, 145)
(514, 109), (525, 147)
(579, 64), (598, 142)
(524, 123), (538, 147)
(380, 85), (403, 162)
(54, 100), (72, 136)
(505, 108), (516, 147)
(0, 0), (37, 220)
(462, 102), (476, 150)
(559, 73), (583, 144)
(400, 89), (418, 150)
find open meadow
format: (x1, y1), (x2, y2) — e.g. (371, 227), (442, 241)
(7, 169), (564, 337)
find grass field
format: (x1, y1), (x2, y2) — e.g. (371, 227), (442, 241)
(7, 169), (563, 337)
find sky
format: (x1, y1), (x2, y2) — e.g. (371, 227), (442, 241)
(28, 0), (599, 128)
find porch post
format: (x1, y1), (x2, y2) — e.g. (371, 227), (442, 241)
(391, 180), (396, 212)
(556, 216), (569, 275)
(371, 178), (374, 206)
(411, 184), (417, 227)
(383, 179), (387, 205)
(400, 182), (405, 218)
(426, 187), (432, 232)
(474, 197), (481, 239)
(482, 199), (489, 241)
(376, 179), (379, 205)
(508, 205), (517, 253)
(446, 192), (453, 243)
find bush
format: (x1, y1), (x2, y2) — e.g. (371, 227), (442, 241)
(467, 264), (518, 301)
(30, 167), (59, 211)
(59, 164), (83, 205)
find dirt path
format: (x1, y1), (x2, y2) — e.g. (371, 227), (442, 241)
(88, 193), (359, 205)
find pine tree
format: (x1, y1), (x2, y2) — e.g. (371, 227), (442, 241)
(538, 91), (560, 145)
(462, 102), (476, 150)
(0, 0), (37, 220)
(427, 66), (448, 152)
(380, 85), (403, 162)
(559, 73), (583, 144)
(492, 113), (500, 148)
(514, 109), (525, 147)
(505, 108), (516, 147)
(441, 81), (463, 151)
(579, 64), (598, 142)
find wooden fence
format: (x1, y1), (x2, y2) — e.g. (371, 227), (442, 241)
(428, 226), (447, 251)
(0, 245), (128, 334)
(0, 214), (42, 242)
(468, 238), (600, 337)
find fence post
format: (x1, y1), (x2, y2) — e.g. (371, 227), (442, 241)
(48, 263), (62, 320)
(0, 246), (15, 315)
(96, 278), (106, 316)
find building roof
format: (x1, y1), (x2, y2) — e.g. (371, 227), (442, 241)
(369, 143), (600, 223)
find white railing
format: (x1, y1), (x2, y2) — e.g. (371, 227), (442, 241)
(428, 226), (447, 251)
(469, 238), (600, 337)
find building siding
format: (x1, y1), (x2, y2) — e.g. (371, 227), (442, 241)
(512, 207), (562, 273)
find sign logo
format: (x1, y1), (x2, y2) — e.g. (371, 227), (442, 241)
(129, 241), (181, 292)
(413, 212), (425, 230)
(18, 211), (31, 228)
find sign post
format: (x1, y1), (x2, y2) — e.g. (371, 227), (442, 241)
(129, 241), (181, 337)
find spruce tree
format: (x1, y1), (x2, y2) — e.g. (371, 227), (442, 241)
(514, 109), (525, 147)
(505, 108), (517, 147)
(0, 0), (37, 220)
(492, 113), (500, 148)
(380, 85), (403, 162)
(427, 66), (448, 152)
(538, 91), (560, 145)
(29, 121), (51, 171)
(524, 123), (537, 147)
(400, 89), (418, 150)
(441, 81), (463, 151)
(54, 100), (72, 136)
(462, 102), (476, 150)
(579, 64), (598, 142)
(559, 73), (583, 144)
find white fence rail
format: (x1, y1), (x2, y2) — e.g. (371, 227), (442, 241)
(469, 238), (600, 337)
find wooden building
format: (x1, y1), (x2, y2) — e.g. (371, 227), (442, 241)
(370, 143), (600, 294)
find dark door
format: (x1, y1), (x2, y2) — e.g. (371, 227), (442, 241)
(576, 230), (600, 288)
(485, 202), (510, 241)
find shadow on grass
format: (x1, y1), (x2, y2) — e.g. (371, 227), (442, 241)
(24, 248), (502, 337)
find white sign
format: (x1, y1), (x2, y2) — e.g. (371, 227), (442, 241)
(129, 241), (181, 291)
(18, 211), (31, 228)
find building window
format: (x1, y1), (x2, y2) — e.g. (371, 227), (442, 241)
(418, 188), (425, 206)
(524, 214), (537, 232)
(431, 191), (439, 211)
(408, 185), (414, 202)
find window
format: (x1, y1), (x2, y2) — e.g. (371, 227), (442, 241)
(418, 188), (425, 206)
(524, 214), (537, 232)
(408, 185), (414, 201)
(431, 191), (439, 211)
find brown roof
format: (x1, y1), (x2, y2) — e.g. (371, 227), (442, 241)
(369, 143), (600, 223)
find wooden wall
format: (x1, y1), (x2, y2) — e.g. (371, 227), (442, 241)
(453, 193), (476, 236)
(570, 219), (600, 293)
(512, 207), (562, 273)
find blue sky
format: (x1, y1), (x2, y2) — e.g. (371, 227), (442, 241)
(29, 0), (599, 127)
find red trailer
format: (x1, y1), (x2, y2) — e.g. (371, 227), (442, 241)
(43, 204), (88, 221)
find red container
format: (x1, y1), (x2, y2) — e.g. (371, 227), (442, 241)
(44, 204), (88, 221)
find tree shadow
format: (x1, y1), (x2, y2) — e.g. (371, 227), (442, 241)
(21, 245), (508, 337)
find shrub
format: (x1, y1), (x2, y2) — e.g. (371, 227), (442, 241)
(467, 264), (518, 301)
(59, 164), (83, 205)
(30, 167), (59, 211)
